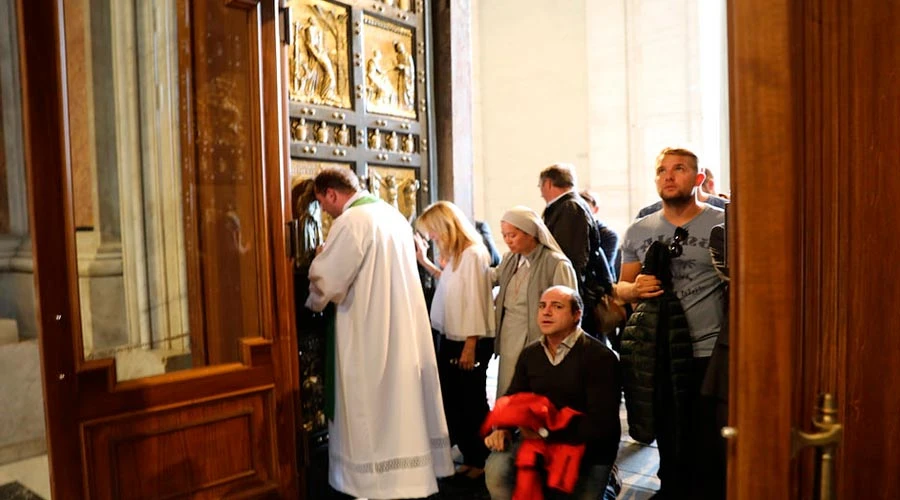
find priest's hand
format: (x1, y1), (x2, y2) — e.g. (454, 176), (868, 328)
(484, 429), (511, 452)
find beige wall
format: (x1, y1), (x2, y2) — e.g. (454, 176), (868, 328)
(472, 0), (729, 250)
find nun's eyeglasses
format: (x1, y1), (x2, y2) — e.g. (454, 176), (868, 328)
(669, 227), (689, 257)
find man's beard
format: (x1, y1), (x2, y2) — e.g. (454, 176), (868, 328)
(661, 191), (695, 209)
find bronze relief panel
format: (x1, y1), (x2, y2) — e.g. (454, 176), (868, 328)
(366, 165), (420, 221)
(287, 0), (352, 109)
(361, 15), (416, 119)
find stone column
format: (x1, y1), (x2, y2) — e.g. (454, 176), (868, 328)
(72, 0), (131, 356)
(0, 0), (47, 466)
(0, 0), (37, 341)
(432, 0), (475, 217)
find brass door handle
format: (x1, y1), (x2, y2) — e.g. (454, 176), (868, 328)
(792, 393), (842, 500)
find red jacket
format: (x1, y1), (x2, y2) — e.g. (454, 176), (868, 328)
(482, 392), (586, 500)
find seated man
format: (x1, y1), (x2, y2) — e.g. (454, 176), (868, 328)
(484, 286), (622, 499)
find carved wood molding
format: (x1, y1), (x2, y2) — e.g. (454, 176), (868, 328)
(81, 389), (277, 499)
(226, 0), (262, 9)
(241, 337), (274, 367)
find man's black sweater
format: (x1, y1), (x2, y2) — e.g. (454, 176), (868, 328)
(506, 332), (622, 466)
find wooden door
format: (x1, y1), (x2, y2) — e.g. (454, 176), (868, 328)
(728, 0), (900, 498)
(20, 1), (299, 498)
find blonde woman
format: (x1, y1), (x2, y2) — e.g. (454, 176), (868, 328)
(415, 201), (496, 479)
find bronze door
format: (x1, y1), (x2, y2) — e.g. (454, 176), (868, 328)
(285, 0), (433, 221)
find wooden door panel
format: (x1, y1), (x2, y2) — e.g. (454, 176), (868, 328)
(843, 0), (900, 495)
(730, 0), (900, 498)
(82, 388), (277, 500)
(73, 339), (274, 420)
(18, 0), (299, 498)
(180, 0), (272, 366)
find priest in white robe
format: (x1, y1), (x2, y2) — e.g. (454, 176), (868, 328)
(306, 167), (453, 499)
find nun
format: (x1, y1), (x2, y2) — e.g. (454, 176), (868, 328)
(492, 206), (578, 397)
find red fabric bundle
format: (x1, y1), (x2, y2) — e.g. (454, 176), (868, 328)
(482, 393), (586, 499)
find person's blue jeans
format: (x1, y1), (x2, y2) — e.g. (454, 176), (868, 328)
(484, 438), (612, 500)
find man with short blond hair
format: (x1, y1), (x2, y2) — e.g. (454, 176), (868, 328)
(634, 148), (728, 219)
(616, 147), (725, 499)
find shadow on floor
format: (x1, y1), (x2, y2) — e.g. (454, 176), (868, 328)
(0, 481), (44, 500)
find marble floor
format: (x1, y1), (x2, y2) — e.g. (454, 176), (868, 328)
(0, 455), (49, 500)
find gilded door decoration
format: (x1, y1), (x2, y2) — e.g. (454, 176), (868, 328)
(315, 121), (330, 143)
(335, 123), (350, 146)
(367, 165), (420, 221)
(386, 131), (400, 152)
(288, 0), (351, 109)
(291, 117), (311, 142)
(368, 128), (383, 149)
(362, 15), (416, 118)
(402, 132), (416, 153)
(376, 0), (414, 12)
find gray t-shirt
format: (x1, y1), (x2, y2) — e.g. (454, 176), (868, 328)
(621, 206), (726, 357)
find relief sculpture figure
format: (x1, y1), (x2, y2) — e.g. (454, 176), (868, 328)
(292, 22), (314, 96)
(369, 171), (400, 209)
(369, 171), (419, 220)
(292, 117), (310, 142)
(387, 131), (400, 152)
(400, 177), (420, 221)
(336, 124), (350, 146)
(303, 17), (338, 104)
(369, 128), (383, 150)
(403, 133), (415, 153)
(316, 121), (330, 144)
(393, 42), (415, 109)
(366, 49), (395, 105)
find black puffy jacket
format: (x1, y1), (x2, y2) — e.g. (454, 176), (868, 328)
(620, 242), (694, 445)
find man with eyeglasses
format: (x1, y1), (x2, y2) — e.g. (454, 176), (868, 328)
(539, 163), (615, 339)
(614, 147), (726, 500)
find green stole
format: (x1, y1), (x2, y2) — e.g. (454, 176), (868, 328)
(325, 193), (380, 421)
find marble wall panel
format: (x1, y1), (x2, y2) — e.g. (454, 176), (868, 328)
(0, 91), (8, 234)
(0, 340), (46, 465)
(79, 274), (128, 355)
(64, 0), (97, 229)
